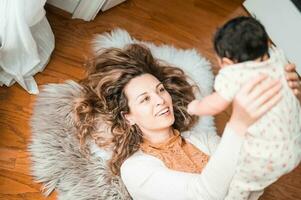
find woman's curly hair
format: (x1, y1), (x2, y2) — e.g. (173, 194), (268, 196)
(74, 44), (199, 175)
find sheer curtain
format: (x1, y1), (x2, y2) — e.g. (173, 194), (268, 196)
(0, 0), (54, 94)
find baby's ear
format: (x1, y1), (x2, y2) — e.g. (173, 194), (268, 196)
(221, 57), (234, 67)
(268, 40), (273, 47)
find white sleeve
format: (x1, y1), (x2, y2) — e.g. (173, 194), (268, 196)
(120, 124), (244, 200)
(214, 71), (239, 102)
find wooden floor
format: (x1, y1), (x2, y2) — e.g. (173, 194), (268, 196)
(0, 0), (300, 199)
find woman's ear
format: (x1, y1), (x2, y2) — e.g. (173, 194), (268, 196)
(122, 111), (135, 126)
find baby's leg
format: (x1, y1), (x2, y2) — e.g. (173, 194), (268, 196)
(249, 190), (264, 200)
(224, 190), (263, 200)
(224, 180), (251, 200)
(224, 150), (268, 200)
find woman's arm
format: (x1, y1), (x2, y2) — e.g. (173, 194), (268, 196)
(121, 124), (244, 200)
(192, 74), (283, 198)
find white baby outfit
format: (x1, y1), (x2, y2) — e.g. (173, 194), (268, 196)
(214, 47), (301, 200)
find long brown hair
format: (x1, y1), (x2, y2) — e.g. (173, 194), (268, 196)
(74, 44), (198, 175)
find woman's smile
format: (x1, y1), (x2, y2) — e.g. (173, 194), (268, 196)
(155, 107), (170, 117)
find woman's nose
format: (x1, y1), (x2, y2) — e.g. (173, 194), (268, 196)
(154, 93), (165, 105)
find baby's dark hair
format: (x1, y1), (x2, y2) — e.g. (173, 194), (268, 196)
(214, 16), (269, 63)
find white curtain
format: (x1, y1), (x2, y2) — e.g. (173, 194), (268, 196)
(0, 0), (54, 94)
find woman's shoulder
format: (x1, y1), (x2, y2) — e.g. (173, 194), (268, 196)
(120, 150), (164, 173)
(181, 128), (221, 155)
(120, 150), (166, 188)
(122, 150), (148, 163)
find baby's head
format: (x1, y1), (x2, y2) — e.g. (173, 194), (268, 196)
(214, 16), (269, 67)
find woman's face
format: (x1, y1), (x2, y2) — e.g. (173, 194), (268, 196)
(124, 73), (175, 134)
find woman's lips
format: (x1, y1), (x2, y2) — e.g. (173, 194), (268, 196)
(156, 107), (170, 116)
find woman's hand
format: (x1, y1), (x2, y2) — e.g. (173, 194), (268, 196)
(285, 63), (301, 101)
(228, 75), (282, 136)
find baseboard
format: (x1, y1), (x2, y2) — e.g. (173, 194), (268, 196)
(72, 0), (106, 21)
(47, 0), (80, 13)
(101, 0), (126, 11)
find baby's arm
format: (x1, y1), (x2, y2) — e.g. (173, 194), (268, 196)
(187, 92), (231, 116)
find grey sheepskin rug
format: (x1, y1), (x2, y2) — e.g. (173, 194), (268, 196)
(29, 29), (216, 200)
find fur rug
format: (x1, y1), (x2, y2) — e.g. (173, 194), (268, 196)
(29, 29), (216, 200)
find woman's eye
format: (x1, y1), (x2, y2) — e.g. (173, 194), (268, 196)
(141, 96), (150, 103)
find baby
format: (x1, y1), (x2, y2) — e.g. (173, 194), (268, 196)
(188, 16), (301, 200)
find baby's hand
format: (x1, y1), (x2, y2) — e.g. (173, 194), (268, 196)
(187, 99), (200, 115)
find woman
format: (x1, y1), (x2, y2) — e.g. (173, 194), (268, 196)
(75, 44), (301, 200)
